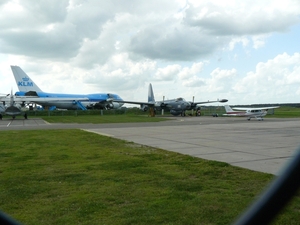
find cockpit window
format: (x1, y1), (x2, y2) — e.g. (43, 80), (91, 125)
(250, 110), (261, 113)
(176, 97), (185, 101)
(107, 93), (114, 98)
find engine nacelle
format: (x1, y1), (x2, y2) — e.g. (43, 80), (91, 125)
(106, 102), (121, 109)
(189, 102), (198, 110)
(153, 102), (160, 107)
(140, 104), (149, 112)
(160, 103), (166, 108)
(154, 102), (167, 108)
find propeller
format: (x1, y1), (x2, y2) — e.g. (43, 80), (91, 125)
(160, 96), (165, 108)
(190, 96), (197, 109)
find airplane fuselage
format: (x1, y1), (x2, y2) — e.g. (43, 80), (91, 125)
(0, 102), (23, 118)
(5, 105), (22, 116)
(223, 105), (276, 120)
(225, 110), (267, 117)
(11, 66), (124, 111)
(154, 98), (192, 116)
(245, 110), (267, 117)
(15, 91), (124, 110)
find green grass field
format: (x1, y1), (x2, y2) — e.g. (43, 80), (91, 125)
(1, 130), (299, 225)
(19, 105), (299, 124)
(193, 105), (300, 118)
(268, 106), (300, 118)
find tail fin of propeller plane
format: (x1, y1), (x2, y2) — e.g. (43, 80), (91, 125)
(11, 65), (43, 92)
(224, 105), (234, 113)
(148, 83), (155, 103)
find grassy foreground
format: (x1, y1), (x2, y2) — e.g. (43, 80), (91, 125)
(0, 130), (299, 225)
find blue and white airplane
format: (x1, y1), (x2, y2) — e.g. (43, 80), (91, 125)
(11, 66), (124, 110)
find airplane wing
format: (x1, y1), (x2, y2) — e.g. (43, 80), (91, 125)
(233, 106), (280, 110)
(113, 98), (228, 107)
(0, 96), (89, 102)
(112, 99), (155, 106)
(193, 99), (228, 105)
(13, 97), (89, 103)
(29, 97), (89, 102)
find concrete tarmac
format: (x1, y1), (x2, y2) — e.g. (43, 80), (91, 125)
(1, 116), (299, 175)
(84, 117), (300, 175)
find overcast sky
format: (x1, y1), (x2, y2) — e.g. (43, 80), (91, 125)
(0, 0), (300, 105)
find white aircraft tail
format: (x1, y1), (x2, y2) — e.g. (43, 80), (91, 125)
(148, 83), (155, 103)
(11, 66), (43, 92)
(224, 105), (234, 113)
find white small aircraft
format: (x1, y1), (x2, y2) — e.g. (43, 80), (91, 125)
(223, 105), (280, 121)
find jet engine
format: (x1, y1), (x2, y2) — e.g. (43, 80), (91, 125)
(21, 101), (26, 107)
(105, 102), (121, 109)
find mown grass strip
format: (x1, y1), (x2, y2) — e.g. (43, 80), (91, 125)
(0, 130), (299, 225)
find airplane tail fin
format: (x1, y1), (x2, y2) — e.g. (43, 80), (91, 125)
(148, 83), (155, 103)
(11, 66), (43, 92)
(224, 105), (234, 113)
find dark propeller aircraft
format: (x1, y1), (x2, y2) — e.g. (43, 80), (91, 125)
(113, 83), (228, 116)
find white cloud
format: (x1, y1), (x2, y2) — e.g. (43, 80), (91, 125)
(252, 35), (269, 49)
(185, 0), (300, 36)
(154, 64), (181, 81)
(181, 76), (206, 88)
(228, 37), (249, 51)
(232, 53), (300, 103)
(193, 68), (237, 93)
(178, 62), (205, 79)
(0, 0), (300, 106)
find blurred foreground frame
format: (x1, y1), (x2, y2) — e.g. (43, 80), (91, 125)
(233, 146), (300, 225)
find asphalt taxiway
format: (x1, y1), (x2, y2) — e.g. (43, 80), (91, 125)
(1, 116), (299, 175)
